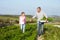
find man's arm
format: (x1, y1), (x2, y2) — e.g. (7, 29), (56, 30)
(30, 14), (36, 22)
(32, 14), (37, 19)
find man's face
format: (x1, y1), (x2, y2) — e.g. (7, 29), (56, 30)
(37, 8), (41, 13)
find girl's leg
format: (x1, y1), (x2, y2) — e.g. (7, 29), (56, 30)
(22, 24), (25, 33)
(20, 24), (23, 30)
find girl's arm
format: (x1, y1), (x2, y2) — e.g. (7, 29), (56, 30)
(19, 16), (20, 24)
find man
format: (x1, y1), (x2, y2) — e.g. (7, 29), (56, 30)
(31, 7), (48, 36)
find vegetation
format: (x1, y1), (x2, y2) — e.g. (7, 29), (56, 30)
(43, 24), (60, 40)
(43, 16), (54, 22)
(47, 17), (54, 22)
(0, 15), (60, 40)
(0, 24), (37, 40)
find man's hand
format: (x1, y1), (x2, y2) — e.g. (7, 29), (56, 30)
(30, 18), (33, 22)
(46, 18), (48, 23)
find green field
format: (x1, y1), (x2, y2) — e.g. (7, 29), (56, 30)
(0, 15), (60, 40)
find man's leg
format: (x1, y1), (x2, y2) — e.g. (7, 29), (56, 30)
(37, 21), (39, 35)
(41, 23), (44, 34)
(39, 22), (42, 35)
(37, 21), (41, 36)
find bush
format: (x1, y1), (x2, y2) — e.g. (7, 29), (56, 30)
(47, 17), (54, 22)
(0, 24), (37, 40)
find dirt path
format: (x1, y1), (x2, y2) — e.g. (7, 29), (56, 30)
(54, 25), (60, 28)
(37, 36), (44, 40)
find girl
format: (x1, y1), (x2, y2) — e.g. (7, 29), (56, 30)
(19, 12), (26, 33)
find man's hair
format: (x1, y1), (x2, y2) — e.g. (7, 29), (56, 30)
(37, 7), (41, 9)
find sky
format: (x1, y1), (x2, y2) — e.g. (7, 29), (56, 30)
(0, 0), (60, 16)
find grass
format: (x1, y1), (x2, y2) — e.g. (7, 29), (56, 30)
(0, 24), (60, 40)
(0, 15), (60, 40)
(0, 23), (37, 40)
(43, 24), (60, 40)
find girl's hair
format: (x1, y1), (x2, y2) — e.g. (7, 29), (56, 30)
(37, 7), (41, 10)
(21, 12), (25, 16)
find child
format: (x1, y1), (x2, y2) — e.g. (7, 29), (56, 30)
(19, 12), (26, 33)
(31, 7), (48, 36)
